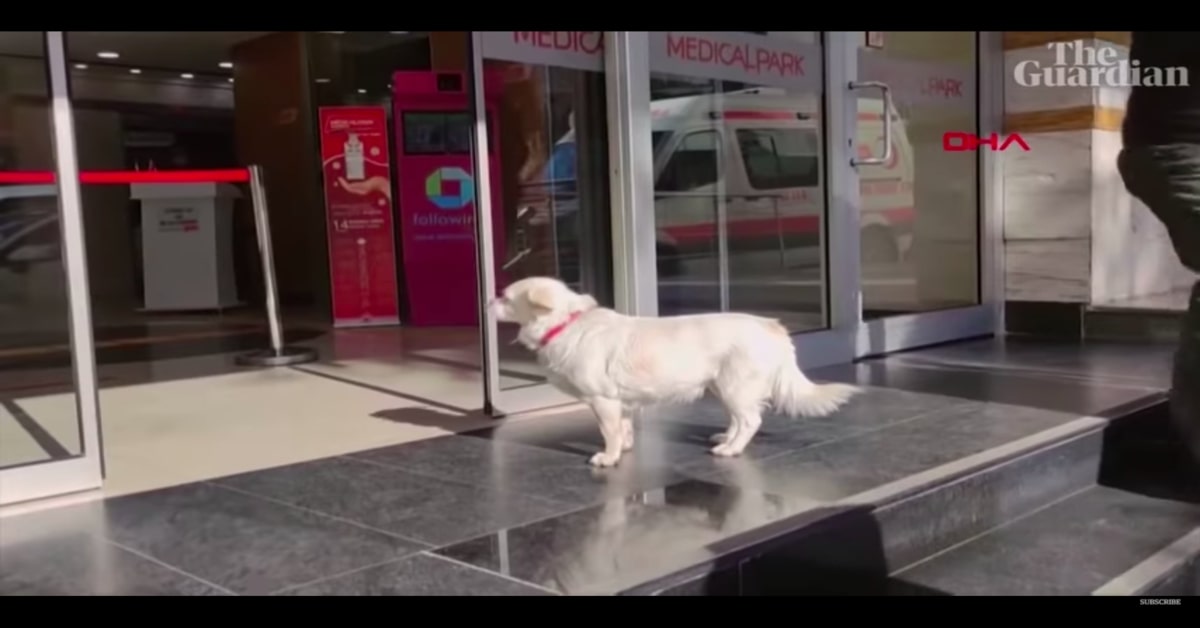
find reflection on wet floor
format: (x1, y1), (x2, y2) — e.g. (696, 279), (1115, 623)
(0, 336), (1187, 596)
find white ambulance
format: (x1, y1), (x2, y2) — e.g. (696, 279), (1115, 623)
(650, 87), (915, 276)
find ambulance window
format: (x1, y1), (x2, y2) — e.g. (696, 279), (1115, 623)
(657, 130), (720, 192)
(651, 131), (671, 151)
(736, 128), (819, 190)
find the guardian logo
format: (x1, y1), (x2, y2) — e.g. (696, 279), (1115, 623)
(1013, 40), (1189, 88)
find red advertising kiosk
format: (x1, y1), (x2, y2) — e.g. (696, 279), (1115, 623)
(391, 70), (507, 327)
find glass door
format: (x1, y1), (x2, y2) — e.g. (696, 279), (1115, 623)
(0, 32), (103, 506)
(637, 31), (858, 369)
(468, 32), (616, 415)
(848, 32), (1001, 357)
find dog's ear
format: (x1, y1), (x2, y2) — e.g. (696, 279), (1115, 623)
(525, 284), (559, 315)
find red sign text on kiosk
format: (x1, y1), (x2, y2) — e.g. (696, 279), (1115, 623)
(317, 106), (402, 327)
(392, 70), (507, 327)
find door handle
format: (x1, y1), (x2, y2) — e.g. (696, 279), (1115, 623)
(848, 80), (894, 168)
(502, 247), (532, 271)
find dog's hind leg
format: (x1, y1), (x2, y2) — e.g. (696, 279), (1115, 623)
(706, 384), (736, 445)
(621, 419), (635, 451)
(710, 374), (767, 457)
(588, 397), (626, 468)
(705, 374), (763, 456)
(620, 405), (637, 452)
(712, 405), (763, 457)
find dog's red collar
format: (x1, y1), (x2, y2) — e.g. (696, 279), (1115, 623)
(538, 311), (583, 348)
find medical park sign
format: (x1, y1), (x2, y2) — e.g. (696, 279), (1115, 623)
(1014, 40), (1189, 88)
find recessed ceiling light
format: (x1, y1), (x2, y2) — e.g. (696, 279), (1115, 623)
(180, 73), (194, 79)
(97, 51), (119, 59)
(389, 32), (408, 35)
(357, 88), (366, 94)
(228, 78), (234, 83)
(219, 61), (233, 69)
(129, 68), (141, 74)
(315, 77), (331, 84)
(74, 63), (87, 69)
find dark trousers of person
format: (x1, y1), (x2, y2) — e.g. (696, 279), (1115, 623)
(1118, 144), (1200, 462)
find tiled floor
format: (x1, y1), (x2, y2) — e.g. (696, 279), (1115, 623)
(0, 324), (550, 496)
(813, 337), (1170, 416)
(0, 335), (1180, 595)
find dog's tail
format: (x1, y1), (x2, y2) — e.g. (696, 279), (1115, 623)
(760, 319), (858, 417)
(770, 362), (859, 418)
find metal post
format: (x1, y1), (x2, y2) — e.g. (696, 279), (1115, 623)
(716, 195), (730, 312)
(235, 165), (318, 367)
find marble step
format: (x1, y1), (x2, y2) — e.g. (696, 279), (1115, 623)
(1099, 395), (1200, 505)
(890, 485), (1200, 596)
(1084, 307), (1184, 343)
(623, 395), (1176, 595)
(620, 417), (1113, 595)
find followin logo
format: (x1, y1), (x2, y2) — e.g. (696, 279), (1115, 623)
(425, 167), (474, 210)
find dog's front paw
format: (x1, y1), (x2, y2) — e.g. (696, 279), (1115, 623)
(709, 431), (730, 445)
(589, 452), (622, 468)
(710, 443), (744, 458)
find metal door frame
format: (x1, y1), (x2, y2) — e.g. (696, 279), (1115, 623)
(846, 31), (1005, 358)
(609, 32), (860, 370)
(471, 31), (1002, 417)
(0, 31), (104, 507)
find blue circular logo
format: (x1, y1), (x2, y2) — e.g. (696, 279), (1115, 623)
(425, 167), (475, 210)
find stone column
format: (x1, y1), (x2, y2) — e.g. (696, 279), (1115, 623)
(1002, 32), (1194, 332)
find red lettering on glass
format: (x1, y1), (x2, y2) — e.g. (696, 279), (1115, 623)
(512, 31), (603, 55)
(943, 132), (1030, 152)
(665, 33), (804, 78)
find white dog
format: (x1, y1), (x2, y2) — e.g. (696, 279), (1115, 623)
(489, 277), (859, 468)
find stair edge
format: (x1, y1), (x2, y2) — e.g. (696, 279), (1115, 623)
(1092, 527), (1200, 596)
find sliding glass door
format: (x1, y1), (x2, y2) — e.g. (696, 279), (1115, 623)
(468, 31), (1001, 418)
(0, 31), (103, 506)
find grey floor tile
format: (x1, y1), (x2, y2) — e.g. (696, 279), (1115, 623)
(655, 386), (973, 433)
(350, 435), (684, 509)
(890, 337), (1175, 388)
(464, 405), (797, 467)
(689, 402), (1085, 502)
(216, 456), (573, 547)
(96, 482), (422, 595)
(466, 387), (974, 476)
(898, 486), (1200, 596)
(0, 533), (227, 596)
(277, 553), (553, 596)
(437, 479), (811, 595)
(814, 360), (1158, 416)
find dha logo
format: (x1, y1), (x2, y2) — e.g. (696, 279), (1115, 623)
(1014, 40), (1189, 88)
(425, 167), (474, 210)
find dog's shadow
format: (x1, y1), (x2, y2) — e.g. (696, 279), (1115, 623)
(370, 406), (492, 431)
